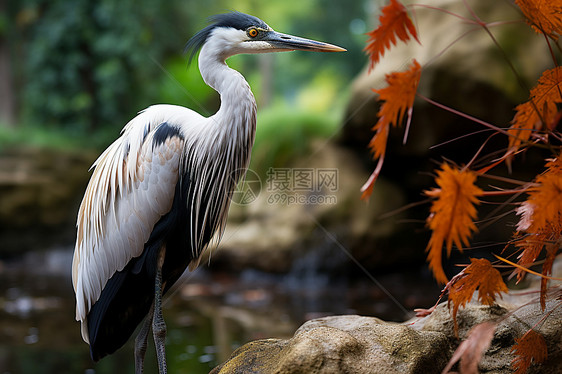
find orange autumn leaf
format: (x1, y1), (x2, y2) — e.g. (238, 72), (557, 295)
(515, 0), (562, 39)
(365, 0), (420, 70)
(507, 67), (562, 158)
(425, 164), (483, 283)
(522, 155), (562, 233)
(540, 244), (559, 309)
(360, 131), (387, 200)
(361, 60), (422, 200)
(369, 118), (390, 161)
(448, 258), (508, 335)
(514, 155), (562, 308)
(374, 59), (421, 133)
(507, 102), (542, 157)
(511, 329), (548, 374)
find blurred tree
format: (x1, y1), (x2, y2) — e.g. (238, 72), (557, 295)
(264, 0), (368, 100)
(294, 0), (368, 77)
(16, 0), (177, 132)
(0, 3), (15, 126)
(6, 0), (367, 140)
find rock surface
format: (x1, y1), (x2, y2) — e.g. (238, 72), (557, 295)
(415, 299), (562, 374)
(211, 299), (561, 374)
(212, 262), (562, 374)
(211, 315), (451, 374)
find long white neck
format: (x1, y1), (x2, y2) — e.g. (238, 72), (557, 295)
(198, 42), (257, 132)
(198, 41), (257, 177)
(196, 38), (257, 177)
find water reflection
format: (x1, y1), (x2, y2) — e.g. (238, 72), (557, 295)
(0, 248), (440, 373)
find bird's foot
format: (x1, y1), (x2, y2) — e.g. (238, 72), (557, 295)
(134, 307), (153, 374)
(153, 315), (167, 374)
(153, 247), (167, 374)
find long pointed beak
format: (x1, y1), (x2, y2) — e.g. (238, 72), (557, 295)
(265, 31), (346, 52)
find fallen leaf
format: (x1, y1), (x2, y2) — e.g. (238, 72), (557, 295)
(511, 329), (548, 374)
(448, 258), (508, 335)
(442, 322), (496, 374)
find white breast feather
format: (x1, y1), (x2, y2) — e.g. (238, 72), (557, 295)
(72, 105), (202, 343)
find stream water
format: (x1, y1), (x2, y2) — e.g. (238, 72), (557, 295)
(0, 247), (441, 374)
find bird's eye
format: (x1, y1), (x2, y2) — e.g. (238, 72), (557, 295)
(247, 28), (259, 38)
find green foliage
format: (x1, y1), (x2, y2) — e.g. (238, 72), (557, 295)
(20, 0), (169, 131)
(7, 0), (367, 152)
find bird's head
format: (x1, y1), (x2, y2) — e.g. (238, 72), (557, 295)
(185, 12), (346, 63)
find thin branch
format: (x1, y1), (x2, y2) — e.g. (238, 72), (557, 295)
(462, 0), (484, 26)
(482, 189), (529, 196)
(430, 128), (496, 149)
(528, 299), (562, 331)
(379, 198), (432, 219)
(477, 174), (534, 186)
(465, 132), (498, 170)
(481, 25), (531, 95)
(544, 32), (560, 68)
(409, 4), (476, 24)
(417, 94), (513, 137)
(495, 255), (562, 281)
(423, 26), (481, 68)
(418, 94), (551, 150)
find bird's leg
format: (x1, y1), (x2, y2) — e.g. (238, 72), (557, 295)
(134, 303), (154, 374)
(153, 246), (168, 374)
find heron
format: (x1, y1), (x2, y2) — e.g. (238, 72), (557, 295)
(71, 11), (344, 374)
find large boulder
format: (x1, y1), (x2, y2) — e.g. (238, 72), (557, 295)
(414, 300), (562, 374)
(211, 290), (562, 374)
(211, 315), (451, 374)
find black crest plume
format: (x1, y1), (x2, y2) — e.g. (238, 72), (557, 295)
(184, 12), (268, 64)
